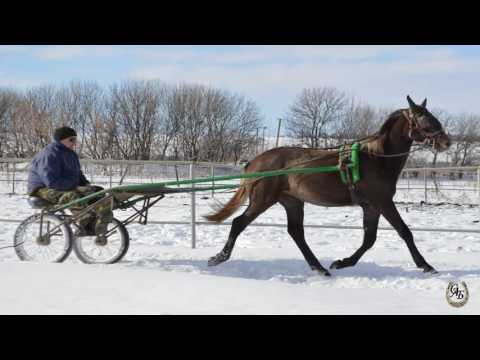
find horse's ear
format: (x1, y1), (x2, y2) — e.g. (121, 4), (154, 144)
(421, 98), (427, 108)
(407, 95), (416, 109)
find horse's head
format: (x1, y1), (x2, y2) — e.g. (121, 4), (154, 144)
(404, 95), (451, 152)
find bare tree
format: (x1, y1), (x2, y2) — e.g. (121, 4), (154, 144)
(1, 81), (259, 163)
(176, 84), (208, 161)
(202, 90), (261, 162)
(227, 98), (262, 163)
(150, 84), (178, 160)
(108, 81), (162, 160)
(80, 82), (121, 160)
(6, 86), (57, 157)
(285, 87), (348, 148)
(420, 108), (454, 167)
(447, 113), (480, 167)
(0, 89), (18, 157)
(165, 84), (262, 162)
(53, 81), (101, 156)
(334, 100), (381, 145)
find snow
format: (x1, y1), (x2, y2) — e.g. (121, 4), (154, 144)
(0, 184), (479, 314)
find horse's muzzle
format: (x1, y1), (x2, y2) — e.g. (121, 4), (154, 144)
(433, 132), (451, 152)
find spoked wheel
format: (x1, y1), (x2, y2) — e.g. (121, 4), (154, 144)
(14, 214), (73, 263)
(73, 218), (129, 264)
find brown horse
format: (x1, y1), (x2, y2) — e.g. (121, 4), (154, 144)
(205, 96), (451, 276)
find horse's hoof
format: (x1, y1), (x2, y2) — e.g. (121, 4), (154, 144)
(330, 260), (346, 269)
(330, 261), (340, 269)
(423, 266), (438, 274)
(207, 253), (228, 267)
(313, 269), (331, 277)
(207, 257), (220, 266)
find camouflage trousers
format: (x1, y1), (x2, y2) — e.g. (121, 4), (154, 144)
(35, 186), (113, 236)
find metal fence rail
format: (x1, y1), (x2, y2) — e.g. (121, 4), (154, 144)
(1, 218), (478, 251)
(2, 217), (479, 233)
(1, 160), (479, 249)
(0, 158), (243, 196)
(1, 159), (480, 205)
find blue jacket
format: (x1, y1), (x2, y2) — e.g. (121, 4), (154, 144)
(27, 141), (89, 195)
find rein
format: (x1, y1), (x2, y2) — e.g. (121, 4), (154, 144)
(226, 112), (438, 191)
(359, 144), (429, 158)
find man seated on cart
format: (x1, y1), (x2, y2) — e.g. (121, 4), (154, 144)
(27, 126), (113, 239)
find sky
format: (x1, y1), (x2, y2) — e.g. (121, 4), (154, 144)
(1, 45), (479, 135)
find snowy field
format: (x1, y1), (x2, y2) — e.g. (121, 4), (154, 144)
(0, 182), (479, 314)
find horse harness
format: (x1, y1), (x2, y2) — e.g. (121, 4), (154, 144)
(338, 143), (366, 205)
(402, 109), (443, 147)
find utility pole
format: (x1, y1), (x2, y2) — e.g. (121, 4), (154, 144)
(275, 118), (282, 148)
(262, 126), (267, 152)
(255, 127), (259, 155)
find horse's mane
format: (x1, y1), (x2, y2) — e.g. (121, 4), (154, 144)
(362, 110), (405, 155)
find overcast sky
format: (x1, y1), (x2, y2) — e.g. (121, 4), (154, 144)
(1, 45), (479, 134)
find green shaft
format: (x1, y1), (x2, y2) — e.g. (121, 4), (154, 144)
(56, 147), (361, 211)
(117, 165), (341, 190)
(55, 165), (342, 211)
(116, 185), (240, 209)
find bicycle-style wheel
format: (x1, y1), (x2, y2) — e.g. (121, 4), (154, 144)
(73, 218), (129, 264)
(14, 214), (73, 263)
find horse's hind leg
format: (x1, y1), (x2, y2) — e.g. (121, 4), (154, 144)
(208, 184), (278, 266)
(280, 195), (331, 276)
(330, 205), (380, 270)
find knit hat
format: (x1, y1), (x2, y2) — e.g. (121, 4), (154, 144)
(54, 127), (77, 142)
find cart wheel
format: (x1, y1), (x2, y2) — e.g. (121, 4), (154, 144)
(14, 214), (73, 263)
(73, 218), (129, 264)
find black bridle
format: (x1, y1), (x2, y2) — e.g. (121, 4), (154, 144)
(402, 109), (444, 147)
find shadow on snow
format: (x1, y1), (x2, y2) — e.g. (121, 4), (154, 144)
(123, 257), (480, 284)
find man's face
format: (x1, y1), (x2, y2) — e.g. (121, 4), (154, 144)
(60, 136), (77, 150)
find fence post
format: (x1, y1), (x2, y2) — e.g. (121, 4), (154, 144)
(211, 166), (215, 198)
(90, 164), (94, 184)
(109, 163), (113, 188)
(477, 166), (480, 202)
(190, 163), (196, 249)
(424, 167), (428, 204)
(407, 169), (410, 191)
(175, 164), (180, 187)
(12, 161), (16, 194)
(6, 162), (9, 193)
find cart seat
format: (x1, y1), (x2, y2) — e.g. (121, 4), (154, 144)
(28, 196), (51, 209)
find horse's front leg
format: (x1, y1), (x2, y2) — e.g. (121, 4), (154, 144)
(380, 200), (437, 274)
(330, 205), (380, 270)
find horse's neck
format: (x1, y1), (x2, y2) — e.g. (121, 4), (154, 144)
(383, 118), (413, 179)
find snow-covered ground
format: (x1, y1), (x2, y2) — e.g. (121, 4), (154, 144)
(0, 185), (479, 314)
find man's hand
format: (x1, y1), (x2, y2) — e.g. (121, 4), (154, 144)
(76, 185), (104, 194)
(76, 185), (94, 194)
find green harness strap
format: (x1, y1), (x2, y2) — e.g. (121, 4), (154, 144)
(339, 142), (361, 185)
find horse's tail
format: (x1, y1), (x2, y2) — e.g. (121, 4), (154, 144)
(204, 179), (249, 223)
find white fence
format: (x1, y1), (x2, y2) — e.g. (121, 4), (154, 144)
(1, 158), (479, 205)
(0, 158), (242, 196)
(0, 159), (479, 249)
(397, 166), (480, 205)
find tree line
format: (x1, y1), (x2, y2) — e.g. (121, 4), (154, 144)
(284, 87), (480, 167)
(0, 81), (262, 163)
(1, 81), (479, 167)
